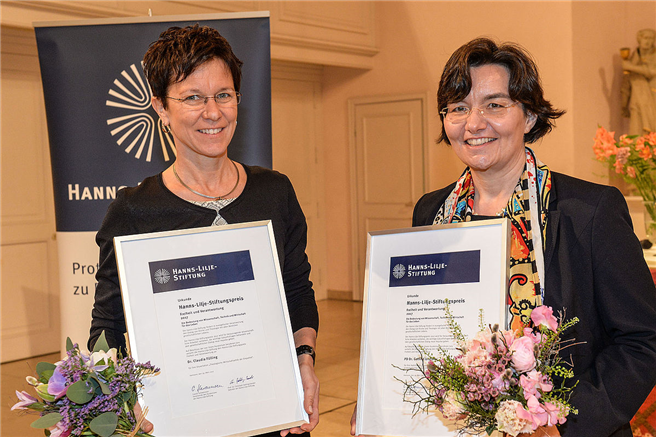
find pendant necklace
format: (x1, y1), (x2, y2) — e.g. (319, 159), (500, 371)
(173, 160), (240, 200)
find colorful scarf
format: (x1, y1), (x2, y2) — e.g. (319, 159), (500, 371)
(433, 148), (551, 331)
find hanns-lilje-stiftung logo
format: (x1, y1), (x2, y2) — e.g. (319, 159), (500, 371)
(154, 268), (171, 285)
(392, 263), (406, 279)
(106, 63), (175, 162)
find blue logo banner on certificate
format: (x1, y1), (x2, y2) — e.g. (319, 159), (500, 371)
(356, 219), (510, 437)
(149, 251), (255, 293)
(389, 250), (480, 287)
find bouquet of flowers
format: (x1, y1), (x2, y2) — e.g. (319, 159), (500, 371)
(593, 127), (656, 197)
(593, 127), (656, 235)
(11, 332), (159, 437)
(399, 305), (579, 436)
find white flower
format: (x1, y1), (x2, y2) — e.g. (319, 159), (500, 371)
(90, 348), (117, 369)
(495, 400), (534, 436)
(441, 391), (466, 420)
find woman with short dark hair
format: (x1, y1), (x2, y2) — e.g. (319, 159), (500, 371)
(415, 37), (656, 436)
(90, 25), (319, 437)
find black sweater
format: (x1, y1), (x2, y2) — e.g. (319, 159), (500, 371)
(89, 165), (319, 352)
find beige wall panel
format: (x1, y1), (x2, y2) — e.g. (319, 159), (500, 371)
(269, 1), (375, 48)
(1, 241), (59, 361)
(362, 113), (413, 204)
(1, 25), (59, 361)
(1, 71), (49, 225)
(271, 66), (327, 300)
(171, 0), (259, 12)
(276, 1), (372, 35)
(365, 218), (410, 235)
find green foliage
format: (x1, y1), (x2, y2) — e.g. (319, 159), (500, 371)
(36, 362), (56, 383)
(89, 412), (119, 437)
(93, 331), (110, 353)
(66, 380), (94, 404)
(30, 413), (62, 429)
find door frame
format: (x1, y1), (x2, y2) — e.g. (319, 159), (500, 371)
(348, 93), (430, 301)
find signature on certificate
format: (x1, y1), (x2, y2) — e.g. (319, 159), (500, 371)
(230, 375), (255, 385)
(191, 383), (223, 393)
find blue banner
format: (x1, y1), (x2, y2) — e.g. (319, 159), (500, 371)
(388, 250), (480, 287)
(149, 250), (254, 293)
(35, 14), (272, 232)
(34, 14), (273, 353)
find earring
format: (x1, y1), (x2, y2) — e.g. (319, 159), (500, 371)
(235, 120), (238, 126)
(162, 124), (171, 134)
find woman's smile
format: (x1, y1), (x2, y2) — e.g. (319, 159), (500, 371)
(465, 137), (497, 146)
(445, 64), (535, 176)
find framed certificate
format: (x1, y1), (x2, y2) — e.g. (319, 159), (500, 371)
(114, 220), (307, 437)
(355, 219), (510, 436)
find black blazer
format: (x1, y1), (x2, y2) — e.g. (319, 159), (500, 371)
(413, 172), (656, 437)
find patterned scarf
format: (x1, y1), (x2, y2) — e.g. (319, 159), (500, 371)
(433, 148), (551, 331)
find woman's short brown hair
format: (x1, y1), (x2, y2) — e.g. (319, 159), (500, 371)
(437, 38), (565, 145)
(143, 24), (243, 109)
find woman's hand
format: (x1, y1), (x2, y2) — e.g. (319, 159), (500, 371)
(281, 328), (319, 436)
(350, 403), (358, 436)
(133, 402), (153, 434)
(280, 354), (319, 436)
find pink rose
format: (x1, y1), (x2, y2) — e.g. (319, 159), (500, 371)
(531, 306), (558, 332)
(519, 370), (553, 400)
(542, 401), (567, 426)
(516, 395), (548, 430)
(510, 336), (536, 372)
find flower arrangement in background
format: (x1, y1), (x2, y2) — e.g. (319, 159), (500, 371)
(11, 332), (159, 437)
(399, 304), (579, 436)
(593, 127), (656, 237)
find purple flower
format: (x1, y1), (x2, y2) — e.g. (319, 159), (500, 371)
(11, 390), (38, 410)
(48, 367), (68, 400)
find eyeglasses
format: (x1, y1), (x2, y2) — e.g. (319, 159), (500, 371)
(439, 102), (517, 123)
(166, 91), (242, 108)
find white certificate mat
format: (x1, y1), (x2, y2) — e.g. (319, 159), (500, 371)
(356, 219), (510, 437)
(114, 221), (308, 437)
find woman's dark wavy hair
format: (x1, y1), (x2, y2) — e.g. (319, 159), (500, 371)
(437, 38), (565, 145)
(143, 24), (243, 109)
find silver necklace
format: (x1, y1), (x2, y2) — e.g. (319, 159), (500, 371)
(173, 160), (240, 200)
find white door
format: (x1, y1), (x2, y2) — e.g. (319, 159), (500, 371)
(349, 95), (428, 300)
(1, 27), (60, 362)
(271, 62), (327, 300)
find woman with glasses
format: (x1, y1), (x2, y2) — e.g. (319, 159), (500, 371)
(89, 25), (319, 436)
(411, 38), (656, 436)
